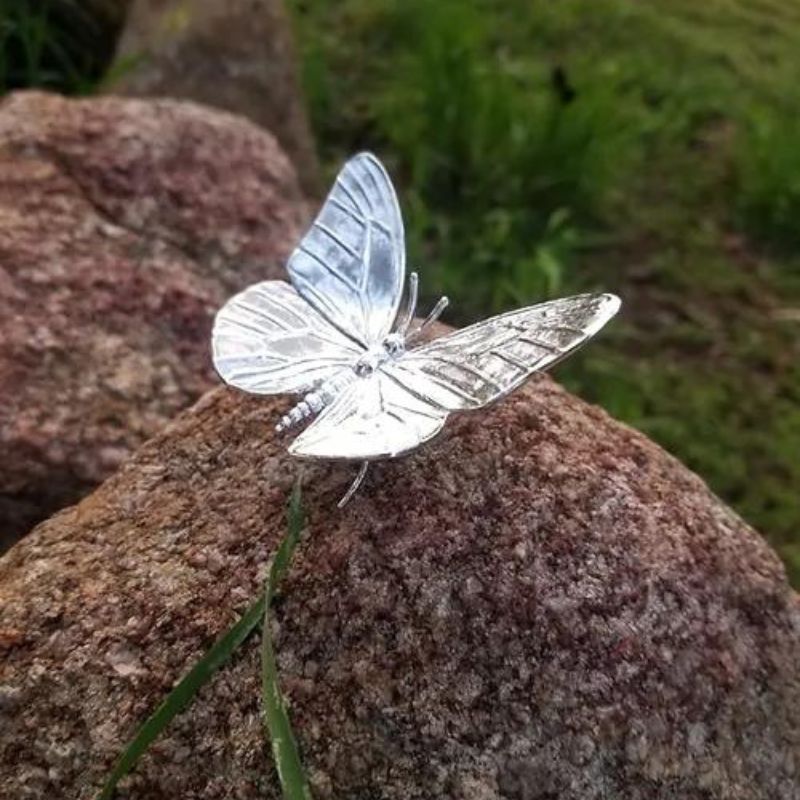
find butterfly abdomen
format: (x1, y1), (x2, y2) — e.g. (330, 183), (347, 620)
(275, 370), (356, 433)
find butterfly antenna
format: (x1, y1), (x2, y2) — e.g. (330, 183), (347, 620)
(397, 272), (419, 334)
(338, 461), (369, 508)
(407, 295), (449, 342)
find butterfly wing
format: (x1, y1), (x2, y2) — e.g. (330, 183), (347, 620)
(287, 293), (619, 460)
(383, 293), (621, 411)
(212, 280), (362, 395)
(288, 372), (447, 461)
(287, 152), (405, 347)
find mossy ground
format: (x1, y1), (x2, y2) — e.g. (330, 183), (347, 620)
(287, 0), (800, 582)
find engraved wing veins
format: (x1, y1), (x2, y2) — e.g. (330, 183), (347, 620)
(395, 364), (481, 405)
(489, 348), (530, 372)
(417, 355), (505, 393)
(514, 335), (563, 353)
(314, 221), (360, 260)
(287, 153), (405, 347)
(234, 300), (302, 330)
(328, 196), (366, 225)
(343, 171), (375, 213)
(298, 242), (361, 293)
(334, 175), (362, 210)
(223, 305), (357, 353)
(381, 368), (449, 411)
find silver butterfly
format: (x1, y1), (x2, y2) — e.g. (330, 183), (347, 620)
(212, 153), (620, 504)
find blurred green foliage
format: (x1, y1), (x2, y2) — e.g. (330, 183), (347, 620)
(366, 0), (629, 314)
(735, 110), (800, 250)
(289, 0), (800, 582)
(0, 0), (116, 94)
(294, 0), (635, 316)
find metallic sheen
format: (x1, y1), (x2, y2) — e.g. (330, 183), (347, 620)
(211, 152), (621, 469)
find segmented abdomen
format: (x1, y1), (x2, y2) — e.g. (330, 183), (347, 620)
(275, 370), (355, 432)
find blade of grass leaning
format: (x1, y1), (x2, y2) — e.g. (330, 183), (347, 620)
(96, 591), (266, 799)
(261, 480), (313, 800)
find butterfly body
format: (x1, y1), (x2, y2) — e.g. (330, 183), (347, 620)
(353, 336), (405, 377)
(275, 284), (441, 435)
(275, 369), (356, 433)
(212, 153), (620, 474)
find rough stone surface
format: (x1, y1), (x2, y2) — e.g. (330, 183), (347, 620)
(111, 0), (320, 195)
(1, 377), (798, 799)
(0, 90), (306, 547)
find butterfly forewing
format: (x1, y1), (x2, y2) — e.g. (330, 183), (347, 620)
(212, 280), (362, 395)
(287, 153), (406, 347)
(384, 293), (621, 411)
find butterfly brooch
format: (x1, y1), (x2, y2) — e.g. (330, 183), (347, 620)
(212, 153), (620, 505)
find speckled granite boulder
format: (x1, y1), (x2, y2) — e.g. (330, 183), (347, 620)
(0, 91), (306, 546)
(110, 0), (320, 194)
(1, 376), (797, 799)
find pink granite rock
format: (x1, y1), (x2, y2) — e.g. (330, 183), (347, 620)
(0, 91), (306, 547)
(0, 375), (797, 798)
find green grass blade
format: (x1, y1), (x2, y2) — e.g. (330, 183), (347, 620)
(96, 592), (266, 800)
(261, 480), (313, 800)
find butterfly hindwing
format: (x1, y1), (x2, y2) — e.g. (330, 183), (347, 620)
(287, 153), (406, 347)
(212, 281), (362, 395)
(288, 372), (447, 460)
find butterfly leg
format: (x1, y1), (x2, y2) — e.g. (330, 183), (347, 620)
(397, 272), (420, 335)
(338, 460), (369, 508)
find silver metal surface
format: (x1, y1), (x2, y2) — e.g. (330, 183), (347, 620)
(287, 152), (405, 347)
(212, 280), (360, 395)
(211, 152), (621, 480)
(288, 370), (448, 460)
(388, 293), (621, 412)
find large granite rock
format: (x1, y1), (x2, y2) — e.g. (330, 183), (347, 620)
(0, 91), (306, 547)
(1, 376), (797, 799)
(110, 0), (320, 195)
